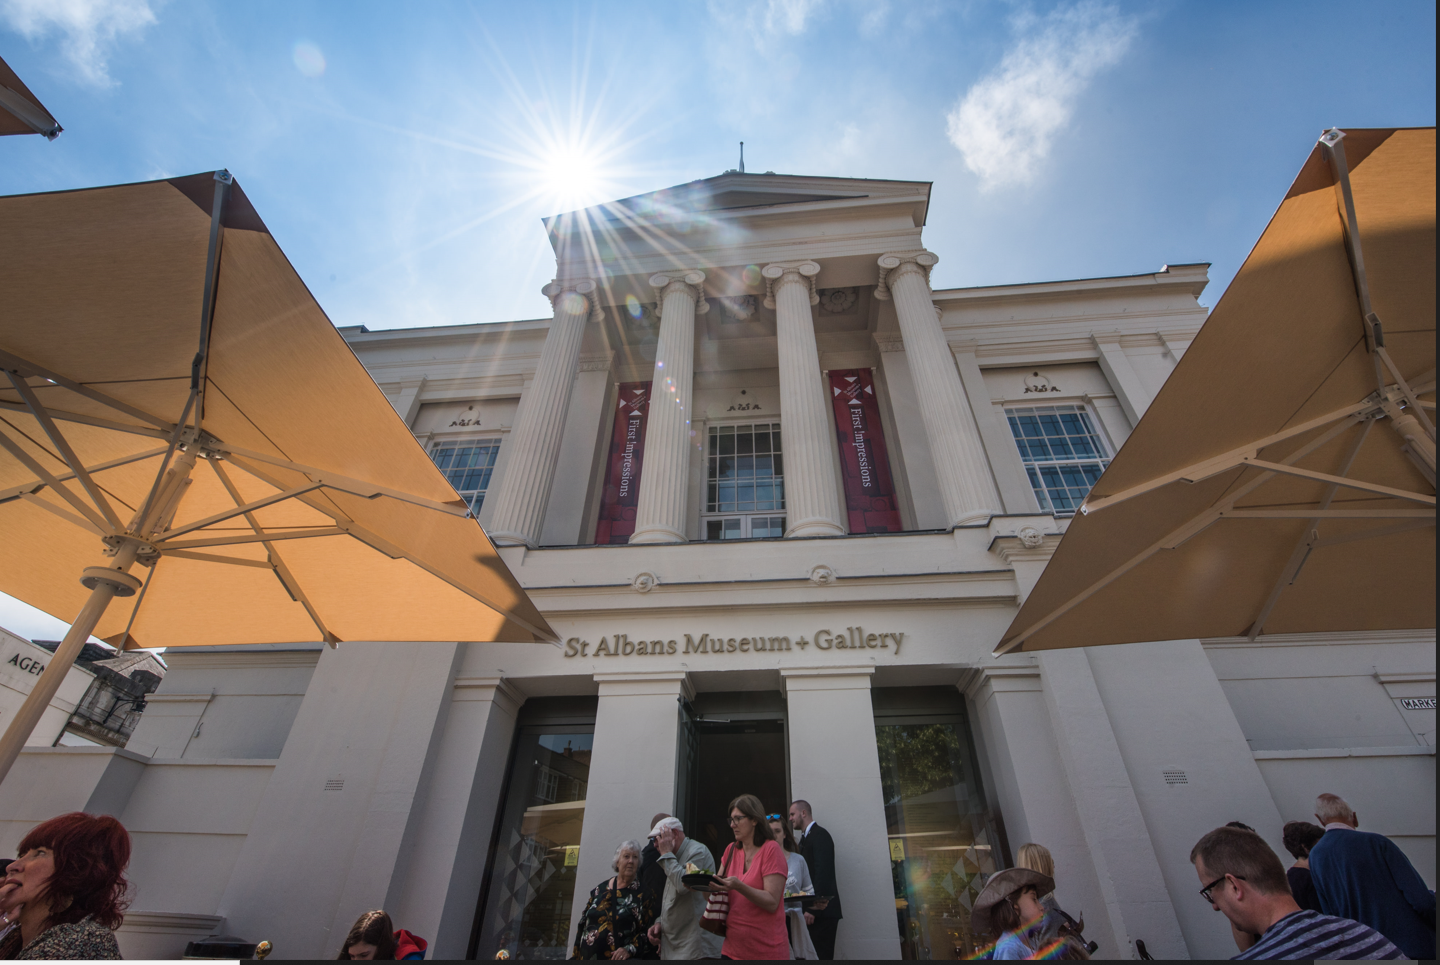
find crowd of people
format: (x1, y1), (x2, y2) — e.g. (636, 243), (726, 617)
(572, 796), (842, 960)
(0, 788), (1432, 960)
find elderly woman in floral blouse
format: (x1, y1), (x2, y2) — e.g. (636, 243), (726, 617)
(573, 840), (657, 960)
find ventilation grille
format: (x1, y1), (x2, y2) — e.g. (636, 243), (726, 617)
(1163, 769), (1188, 785)
(323, 778), (345, 792)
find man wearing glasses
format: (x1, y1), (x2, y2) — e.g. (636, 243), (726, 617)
(1190, 826), (1403, 960)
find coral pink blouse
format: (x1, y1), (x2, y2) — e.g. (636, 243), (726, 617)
(718, 839), (790, 960)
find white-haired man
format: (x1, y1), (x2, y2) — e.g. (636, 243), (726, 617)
(1308, 792), (1435, 960)
(645, 817), (724, 960)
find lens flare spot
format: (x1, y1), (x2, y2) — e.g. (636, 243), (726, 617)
(741, 265), (762, 287)
(626, 294), (642, 319)
(558, 291), (588, 316)
(293, 41), (325, 77)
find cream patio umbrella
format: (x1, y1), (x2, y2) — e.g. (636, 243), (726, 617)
(0, 171), (556, 782)
(997, 127), (1434, 656)
(0, 54), (61, 139)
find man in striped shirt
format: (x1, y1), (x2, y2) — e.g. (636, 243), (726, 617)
(1190, 826), (1403, 960)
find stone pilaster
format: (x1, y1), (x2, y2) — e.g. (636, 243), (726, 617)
(487, 279), (600, 547)
(763, 260), (845, 537)
(629, 270), (703, 544)
(876, 251), (1000, 526)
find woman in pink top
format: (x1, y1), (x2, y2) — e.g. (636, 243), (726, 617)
(712, 793), (789, 960)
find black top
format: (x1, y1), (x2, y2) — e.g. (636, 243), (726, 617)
(1287, 865), (1323, 913)
(799, 823), (843, 920)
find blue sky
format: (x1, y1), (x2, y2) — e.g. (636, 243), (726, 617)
(0, 0), (1434, 640)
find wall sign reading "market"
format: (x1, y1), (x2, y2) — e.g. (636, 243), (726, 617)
(563, 627), (906, 658)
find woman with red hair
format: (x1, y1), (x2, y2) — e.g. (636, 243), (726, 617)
(0, 812), (130, 959)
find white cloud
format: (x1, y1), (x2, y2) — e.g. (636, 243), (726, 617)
(0, 0), (156, 87)
(762, 0), (828, 34)
(946, 2), (1137, 191)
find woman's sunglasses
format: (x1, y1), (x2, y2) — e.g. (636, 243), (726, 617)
(765, 814), (784, 821)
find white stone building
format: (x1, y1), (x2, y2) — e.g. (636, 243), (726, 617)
(0, 173), (1432, 961)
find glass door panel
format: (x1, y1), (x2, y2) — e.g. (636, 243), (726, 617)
(876, 719), (1004, 960)
(475, 728), (592, 960)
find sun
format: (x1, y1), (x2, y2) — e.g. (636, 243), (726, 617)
(539, 145), (606, 211)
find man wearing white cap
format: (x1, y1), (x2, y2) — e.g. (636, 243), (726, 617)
(644, 817), (724, 960)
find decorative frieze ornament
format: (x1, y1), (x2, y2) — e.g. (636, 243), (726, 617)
(631, 572), (660, 593)
(719, 294), (759, 322)
(817, 287), (859, 315)
(809, 564), (837, 585)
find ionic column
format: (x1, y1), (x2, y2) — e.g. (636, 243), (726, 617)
(487, 279), (598, 547)
(763, 261), (845, 537)
(876, 251), (1000, 526)
(629, 270), (703, 544)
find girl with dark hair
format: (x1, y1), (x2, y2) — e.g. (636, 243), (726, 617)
(0, 812), (130, 960)
(1281, 821), (1326, 913)
(712, 793), (788, 960)
(336, 910), (428, 960)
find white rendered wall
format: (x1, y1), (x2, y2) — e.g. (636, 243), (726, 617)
(216, 641), (463, 959)
(783, 667), (901, 960)
(568, 671), (687, 947)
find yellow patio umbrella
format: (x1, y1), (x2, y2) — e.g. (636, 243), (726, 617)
(0, 171), (556, 782)
(0, 54), (61, 139)
(997, 127), (1435, 655)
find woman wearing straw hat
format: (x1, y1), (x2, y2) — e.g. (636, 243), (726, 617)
(970, 867), (1058, 960)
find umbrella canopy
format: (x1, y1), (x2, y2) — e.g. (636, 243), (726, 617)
(0, 54), (61, 139)
(0, 171), (555, 777)
(998, 128), (1435, 655)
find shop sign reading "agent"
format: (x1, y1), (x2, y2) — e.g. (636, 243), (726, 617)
(563, 627), (906, 658)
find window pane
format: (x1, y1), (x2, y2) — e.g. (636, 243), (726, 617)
(432, 442), (500, 513)
(1005, 405), (1111, 516)
(706, 519), (723, 540)
(736, 431), (754, 455)
(718, 432), (735, 456)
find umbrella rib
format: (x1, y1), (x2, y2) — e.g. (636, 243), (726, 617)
(1081, 402), (1370, 514)
(0, 422), (112, 533)
(0, 348), (174, 431)
(159, 482), (323, 541)
(0, 398), (170, 440)
(0, 446), (168, 504)
(18, 492), (106, 537)
(158, 528), (346, 549)
(208, 459), (340, 647)
(1245, 418), (1374, 640)
(1237, 459), (1434, 506)
(1310, 519), (1436, 549)
(192, 172), (230, 424)
(161, 549), (273, 568)
(6, 372), (123, 530)
(219, 446), (469, 516)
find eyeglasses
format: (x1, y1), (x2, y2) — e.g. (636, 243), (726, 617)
(728, 814), (751, 825)
(765, 814), (783, 821)
(1200, 874), (1244, 903)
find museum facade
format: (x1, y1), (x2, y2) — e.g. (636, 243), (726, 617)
(0, 173), (1432, 961)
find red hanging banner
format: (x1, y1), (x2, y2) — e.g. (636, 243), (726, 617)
(828, 369), (903, 533)
(594, 382), (651, 545)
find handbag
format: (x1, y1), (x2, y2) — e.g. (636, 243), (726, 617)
(700, 844), (735, 936)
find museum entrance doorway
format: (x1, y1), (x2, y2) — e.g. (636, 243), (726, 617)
(677, 691), (789, 864)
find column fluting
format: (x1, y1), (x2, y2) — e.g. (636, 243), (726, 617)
(764, 260), (845, 537)
(487, 278), (598, 547)
(877, 251), (1001, 526)
(629, 270), (703, 544)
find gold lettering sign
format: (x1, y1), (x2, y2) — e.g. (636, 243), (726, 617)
(562, 628), (906, 658)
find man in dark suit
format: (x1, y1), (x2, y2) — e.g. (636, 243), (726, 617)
(790, 799), (843, 959)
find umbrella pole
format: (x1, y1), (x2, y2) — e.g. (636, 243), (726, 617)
(0, 543), (140, 784)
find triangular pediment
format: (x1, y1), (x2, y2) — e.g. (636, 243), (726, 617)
(546, 172), (929, 228)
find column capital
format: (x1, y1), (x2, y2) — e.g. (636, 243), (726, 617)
(874, 250), (938, 300)
(762, 260), (820, 308)
(649, 269), (708, 314)
(542, 277), (605, 322)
